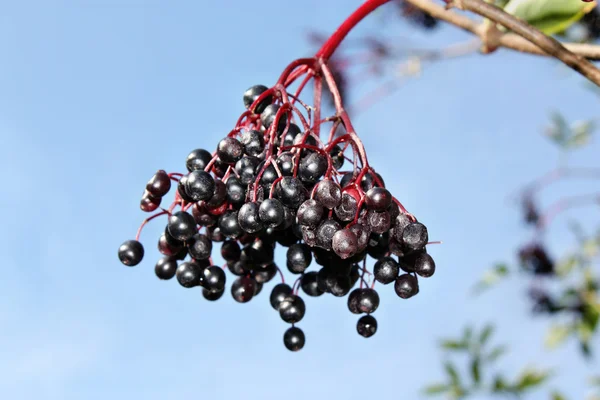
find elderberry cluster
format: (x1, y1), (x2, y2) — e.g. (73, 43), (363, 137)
(118, 83), (437, 352)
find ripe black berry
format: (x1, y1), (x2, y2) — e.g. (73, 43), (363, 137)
(374, 257), (399, 284)
(203, 287), (224, 301)
(297, 199), (324, 227)
(279, 295), (306, 323)
(218, 210), (242, 238)
(167, 211), (197, 241)
(316, 219), (341, 250)
(238, 202), (263, 233)
(225, 176), (246, 207)
(231, 276), (256, 303)
(300, 271), (324, 297)
(241, 130), (265, 157)
(118, 240), (144, 267)
(286, 243), (312, 274)
(259, 198), (284, 228)
(334, 192), (358, 221)
(357, 288), (379, 313)
(140, 191), (161, 212)
(187, 234), (212, 260)
(146, 170), (171, 198)
(243, 84), (271, 113)
(176, 261), (203, 288)
(347, 288), (364, 314)
(261, 104), (287, 133)
(283, 326), (305, 352)
(270, 283), (293, 310)
(186, 148), (212, 172)
(395, 273), (419, 299)
(275, 177), (308, 208)
(253, 262), (277, 284)
(276, 152), (295, 176)
(203, 266), (226, 292)
(217, 137), (244, 164)
(235, 156), (260, 185)
(185, 170), (215, 202)
(415, 253), (435, 277)
(298, 152), (327, 183)
(314, 180), (342, 209)
(365, 187), (392, 211)
(332, 228), (358, 259)
(154, 256), (178, 280)
(221, 240), (241, 262)
(402, 222), (428, 251)
(357, 315), (377, 338)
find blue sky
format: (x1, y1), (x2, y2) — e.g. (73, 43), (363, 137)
(0, 1), (598, 399)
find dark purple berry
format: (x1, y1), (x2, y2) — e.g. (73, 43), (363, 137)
(286, 243), (312, 274)
(217, 137), (244, 164)
(186, 148), (212, 172)
(176, 261), (203, 288)
(118, 240), (144, 266)
(218, 210), (242, 238)
(279, 295), (306, 323)
(187, 233), (212, 260)
(314, 180), (342, 209)
(202, 266), (226, 292)
(357, 315), (377, 338)
(231, 276), (256, 303)
(335, 192), (358, 221)
(300, 271), (324, 297)
(316, 219), (341, 250)
(283, 326), (305, 351)
(259, 198), (284, 228)
(241, 129), (265, 157)
(298, 152), (327, 183)
(185, 170), (215, 202)
(297, 199), (324, 227)
(140, 191), (161, 212)
(365, 187), (392, 211)
(238, 202), (263, 233)
(221, 240), (241, 262)
(357, 288), (380, 313)
(235, 156), (260, 185)
(243, 84), (271, 113)
(275, 177), (308, 208)
(395, 274), (419, 299)
(167, 211), (197, 241)
(332, 228), (358, 259)
(146, 170), (171, 198)
(154, 256), (177, 280)
(374, 257), (399, 284)
(348, 288), (364, 314)
(415, 253), (435, 277)
(270, 283), (293, 310)
(202, 287), (224, 301)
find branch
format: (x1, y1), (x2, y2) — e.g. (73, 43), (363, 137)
(403, 0), (600, 85)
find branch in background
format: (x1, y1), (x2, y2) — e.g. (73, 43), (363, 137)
(402, 0), (600, 85)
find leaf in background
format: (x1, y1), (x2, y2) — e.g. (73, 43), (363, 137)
(423, 383), (450, 396)
(590, 376), (600, 387)
(441, 340), (469, 351)
(472, 264), (509, 295)
(486, 345), (507, 363)
(464, 326), (473, 345)
(470, 356), (481, 386)
(502, 0), (596, 35)
(479, 324), (494, 346)
(580, 340), (592, 358)
(551, 391), (567, 400)
(556, 255), (578, 278)
(545, 111), (569, 146)
(545, 324), (572, 348)
(566, 120), (595, 149)
(514, 368), (551, 391)
(492, 375), (508, 392)
(445, 361), (461, 387)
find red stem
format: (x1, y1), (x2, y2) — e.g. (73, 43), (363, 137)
(315, 0), (392, 61)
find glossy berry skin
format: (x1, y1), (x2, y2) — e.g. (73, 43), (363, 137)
(146, 170), (171, 198)
(235, 156), (260, 185)
(276, 152), (295, 176)
(217, 137), (244, 164)
(261, 104), (287, 132)
(357, 288), (380, 314)
(202, 266), (226, 292)
(257, 199), (283, 228)
(374, 257), (399, 284)
(253, 262), (277, 284)
(275, 177), (308, 208)
(298, 152), (327, 183)
(402, 222), (429, 251)
(221, 240), (241, 262)
(168, 211), (197, 241)
(347, 288), (364, 314)
(187, 234), (212, 260)
(279, 295), (306, 323)
(300, 271), (324, 297)
(283, 326), (305, 352)
(231, 276), (256, 303)
(202, 287), (224, 301)
(334, 193), (358, 221)
(225, 176), (246, 207)
(243, 84), (271, 113)
(185, 170), (215, 202)
(154, 256), (177, 280)
(140, 191), (161, 212)
(270, 283), (293, 310)
(314, 180), (342, 209)
(395, 274), (419, 299)
(286, 243), (312, 274)
(415, 253), (436, 277)
(176, 261), (203, 288)
(241, 130), (265, 157)
(365, 187), (392, 211)
(297, 199), (324, 227)
(206, 179), (227, 208)
(332, 228), (358, 259)
(357, 315), (377, 338)
(219, 211), (242, 238)
(316, 219), (341, 250)
(238, 202), (263, 233)
(186, 148), (213, 172)
(118, 240), (144, 266)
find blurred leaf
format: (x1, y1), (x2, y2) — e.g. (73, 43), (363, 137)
(479, 324), (494, 346)
(503, 0), (596, 34)
(423, 383), (450, 395)
(556, 255), (578, 278)
(545, 324), (572, 348)
(545, 112), (569, 146)
(590, 376), (600, 387)
(464, 326), (473, 345)
(441, 340), (469, 351)
(514, 369), (551, 391)
(583, 237), (600, 258)
(580, 340), (592, 358)
(445, 361), (461, 387)
(486, 345), (507, 363)
(566, 120), (595, 149)
(473, 264), (509, 295)
(551, 391), (567, 400)
(492, 375), (508, 392)
(471, 356), (481, 386)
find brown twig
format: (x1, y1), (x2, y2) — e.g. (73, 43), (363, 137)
(402, 0), (600, 85)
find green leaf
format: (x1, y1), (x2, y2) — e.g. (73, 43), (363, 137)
(503, 0), (596, 35)
(580, 340), (592, 358)
(566, 120), (595, 149)
(589, 376), (600, 387)
(445, 361), (461, 387)
(464, 326), (473, 344)
(492, 375), (508, 392)
(556, 255), (578, 278)
(472, 264), (509, 295)
(514, 369), (551, 391)
(423, 383), (450, 395)
(486, 345), (507, 363)
(441, 340), (468, 351)
(479, 324), (494, 346)
(551, 391), (567, 400)
(470, 356), (481, 386)
(545, 324), (572, 348)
